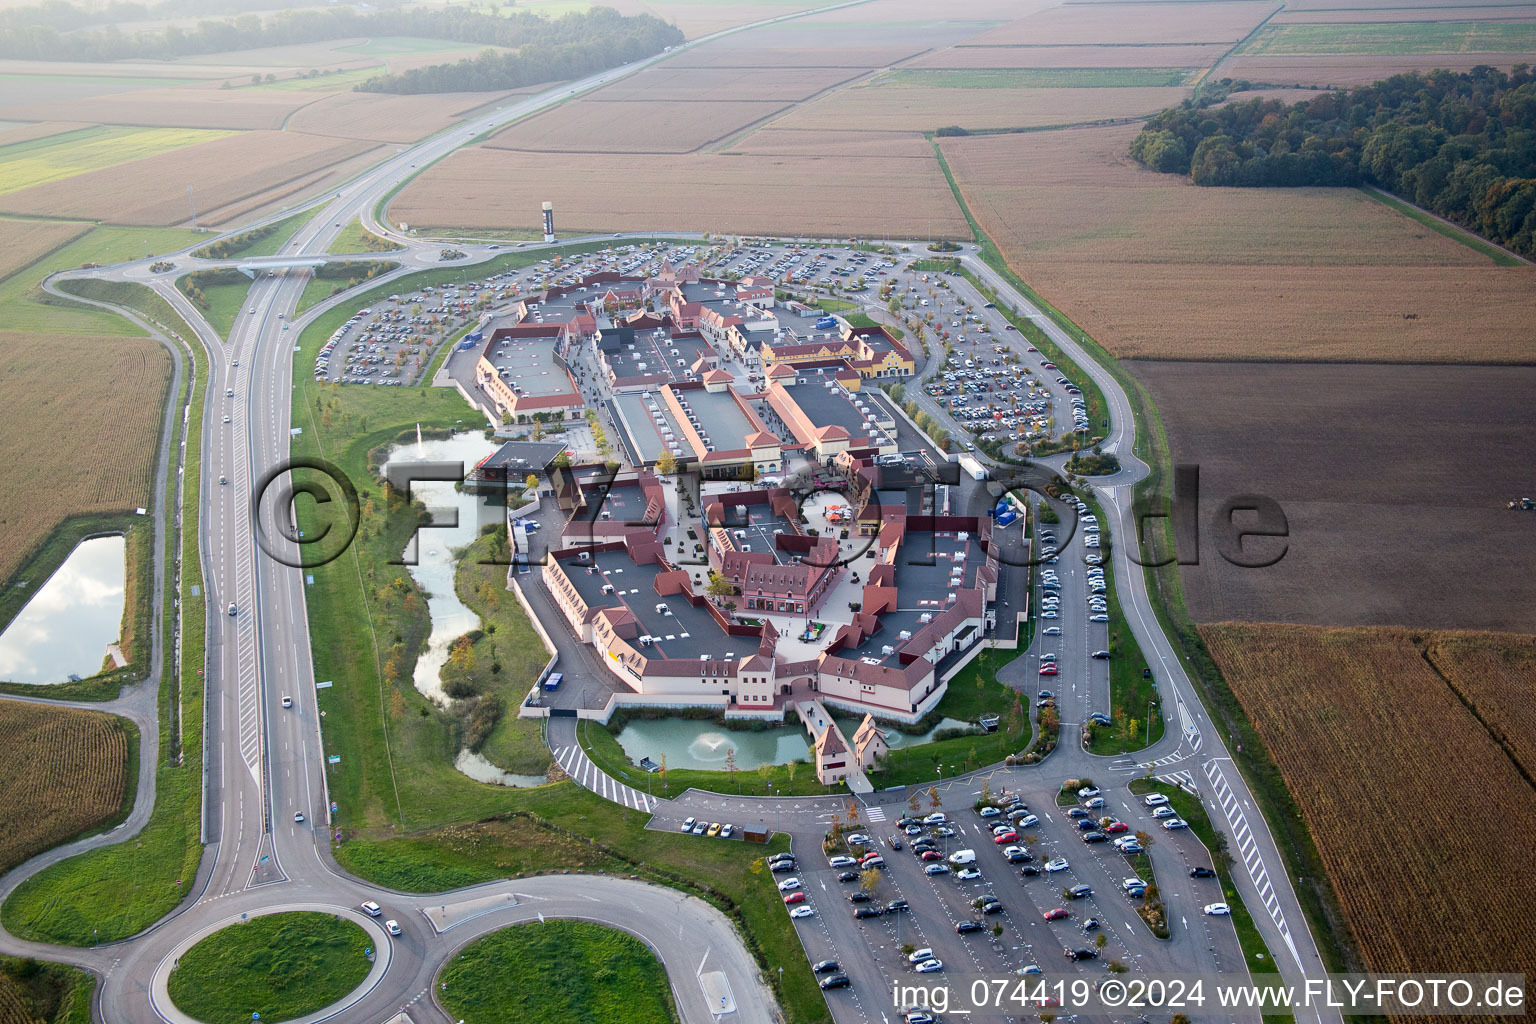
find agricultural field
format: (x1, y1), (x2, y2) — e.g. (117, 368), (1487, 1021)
(879, 68), (1198, 88)
(1239, 21), (1536, 54)
(0, 121), (92, 148)
(1201, 622), (1536, 982)
(1128, 361), (1536, 632)
(964, 1), (1279, 46)
(0, 83), (316, 130)
(391, 146), (969, 237)
(283, 89), (516, 143)
(0, 72), (190, 109)
(486, 98), (789, 153)
(907, 43), (1233, 69)
(0, 126), (234, 196)
(1218, 52), (1536, 86)
(0, 702), (130, 875)
(1422, 632), (1536, 779)
(939, 123), (1536, 362)
(0, 328), (172, 585)
(772, 81), (1191, 132)
(0, 219), (90, 283)
(593, 65), (860, 103)
(0, 956), (92, 1024)
(1270, 5), (1536, 23)
(0, 131), (380, 225)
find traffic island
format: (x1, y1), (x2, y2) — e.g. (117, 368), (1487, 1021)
(165, 910), (375, 1024)
(438, 920), (676, 1024)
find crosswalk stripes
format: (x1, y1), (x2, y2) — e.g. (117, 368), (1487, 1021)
(1154, 769), (1195, 792)
(863, 805), (887, 822)
(552, 744), (657, 813)
(1204, 759), (1295, 954)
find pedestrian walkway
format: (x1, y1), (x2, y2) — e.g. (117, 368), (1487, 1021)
(552, 743), (659, 813)
(863, 805), (887, 822)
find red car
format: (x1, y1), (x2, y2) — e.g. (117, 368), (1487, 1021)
(1043, 908), (1070, 921)
(920, 850), (943, 862)
(1041, 362), (1056, 370)
(1039, 664), (1059, 676)
(1026, 346), (1039, 353)
(993, 830), (1019, 844)
(784, 892), (806, 905)
(1104, 821), (1130, 834)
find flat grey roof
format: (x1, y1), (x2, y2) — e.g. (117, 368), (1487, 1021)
(482, 332), (578, 401)
(674, 386), (756, 451)
(780, 378), (892, 446)
(612, 392), (687, 467)
(712, 501), (798, 563)
(558, 549), (758, 661)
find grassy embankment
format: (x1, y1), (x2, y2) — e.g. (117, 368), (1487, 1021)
(440, 920), (676, 1024)
(327, 218), (406, 256)
(295, 260), (400, 315)
(2, 281), (207, 945)
(289, 247), (837, 1023)
(450, 530), (553, 777)
(929, 134), (1353, 974)
(191, 207), (318, 261)
(166, 912), (370, 1024)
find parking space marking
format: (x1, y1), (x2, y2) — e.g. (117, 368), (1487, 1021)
(1204, 758), (1301, 968)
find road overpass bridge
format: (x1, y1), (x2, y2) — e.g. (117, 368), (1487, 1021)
(234, 255), (330, 278)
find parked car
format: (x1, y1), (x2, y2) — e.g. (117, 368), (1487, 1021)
(783, 892), (806, 905)
(819, 974), (851, 990)
(1044, 857), (1070, 873)
(813, 959), (841, 974)
(1189, 866), (1217, 879)
(1067, 884), (1093, 899)
(1204, 903), (1231, 916)
(1043, 908), (1070, 921)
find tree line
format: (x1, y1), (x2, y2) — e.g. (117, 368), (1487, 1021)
(1129, 66), (1536, 256)
(356, 11), (681, 95)
(0, 3), (681, 68)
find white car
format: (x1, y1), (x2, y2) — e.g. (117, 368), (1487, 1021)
(1084, 797), (1105, 809)
(1152, 805), (1177, 818)
(281, 695), (292, 708)
(915, 959), (944, 974)
(790, 905), (816, 919)
(385, 919), (402, 936)
(1143, 793), (1170, 808)
(1041, 610), (1059, 619)
(955, 867), (982, 881)
(978, 806), (1001, 818)
(293, 811), (304, 823)
(828, 855), (858, 867)
(777, 878), (801, 891)
(1203, 903), (1231, 916)
(1078, 786), (1100, 799)
(1043, 626), (1061, 636)
(1044, 857), (1070, 873)
(1161, 818), (1189, 831)
(360, 900), (382, 917)
(1017, 814), (1039, 828)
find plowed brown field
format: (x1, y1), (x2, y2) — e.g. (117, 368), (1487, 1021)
(1217, 52), (1536, 85)
(1, 85), (315, 130)
(906, 44), (1233, 69)
(0, 701), (129, 874)
(771, 83), (1190, 132)
(284, 90), (513, 143)
(593, 66), (859, 103)
(1202, 623), (1536, 983)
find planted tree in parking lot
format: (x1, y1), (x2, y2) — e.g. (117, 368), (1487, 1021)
(860, 867), (882, 895)
(928, 786), (940, 810)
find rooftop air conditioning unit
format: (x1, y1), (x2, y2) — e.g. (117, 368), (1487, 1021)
(881, 645), (895, 656)
(700, 654), (710, 661)
(601, 584), (615, 594)
(578, 551), (590, 560)
(655, 602), (667, 613)
(639, 635), (653, 646)
(734, 530), (746, 539)
(898, 630), (912, 640)
(958, 531), (969, 541)
(919, 612), (933, 623)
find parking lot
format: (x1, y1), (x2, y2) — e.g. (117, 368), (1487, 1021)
(654, 770), (1248, 1024)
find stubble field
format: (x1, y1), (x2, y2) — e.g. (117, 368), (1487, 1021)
(906, 43), (1233, 69)
(485, 98), (790, 153)
(282, 89), (516, 143)
(1129, 361), (1536, 633)
(1218, 51), (1536, 85)
(591, 65), (860, 103)
(391, 145), (969, 237)
(964, 1), (1279, 45)
(1201, 622), (1536, 984)
(939, 123), (1536, 362)
(769, 81), (1191, 132)
(0, 701), (129, 874)
(0, 218), (91, 282)
(0, 130), (379, 225)
(0, 328), (172, 585)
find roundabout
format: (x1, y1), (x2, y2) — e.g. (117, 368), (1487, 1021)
(154, 906), (390, 1024)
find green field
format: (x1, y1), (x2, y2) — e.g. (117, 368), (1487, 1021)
(0, 126), (235, 196)
(0, 224), (203, 334)
(1, 282), (207, 946)
(167, 912), (370, 1024)
(1242, 21), (1536, 55)
(253, 67), (387, 92)
(440, 921), (677, 1024)
(882, 68), (1195, 89)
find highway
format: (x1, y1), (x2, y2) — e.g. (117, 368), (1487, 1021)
(1, 7), (1338, 1022)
